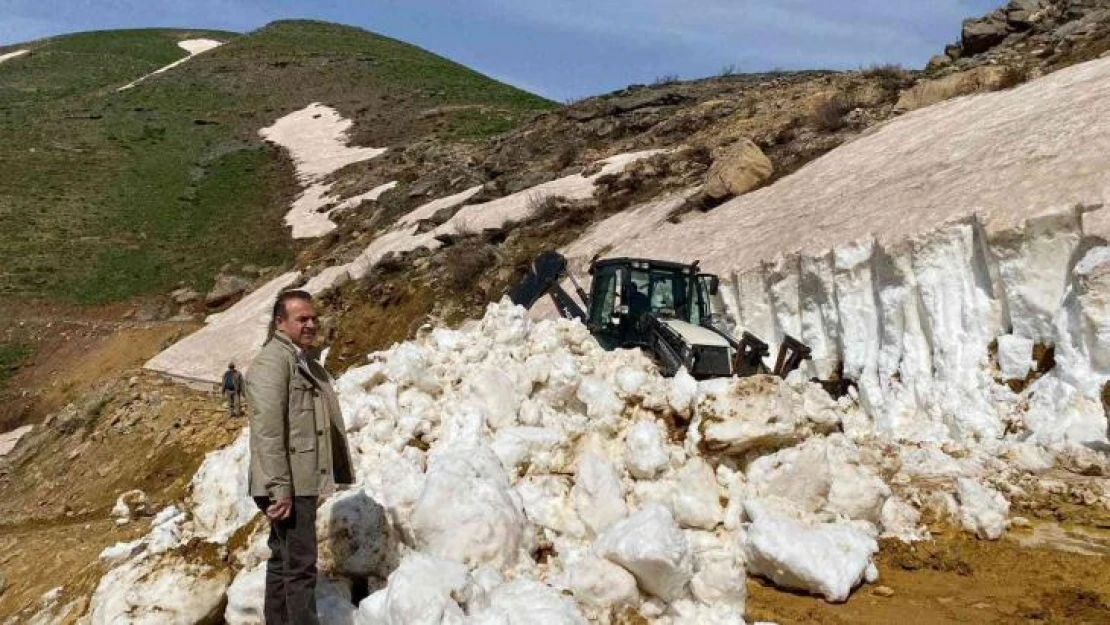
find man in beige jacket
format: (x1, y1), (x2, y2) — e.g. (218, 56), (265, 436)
(247, 289), (354, 625)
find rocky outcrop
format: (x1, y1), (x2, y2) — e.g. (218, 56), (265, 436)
(939, 0), (1110, 78)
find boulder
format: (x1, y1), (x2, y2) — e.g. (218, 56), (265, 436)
(704, 139), (773, 200)
(961, 16), (1012, 55)
(204, 274), (252, 308)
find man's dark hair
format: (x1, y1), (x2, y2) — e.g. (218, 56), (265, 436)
(273, 289), (313, 321)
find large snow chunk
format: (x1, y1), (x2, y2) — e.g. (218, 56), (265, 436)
(410, 444), (530, 568)
(572, 452), (628, 536)
(624, 420), (670, 479)
(670, 458), (725, 530)
(357, 553), (469, 624)
(687, 531), (746, 611)
(997, 334), (1035, 380)
(693, 375), (840, 457)
(594, 504), (693, 602)
(317, 489), (398, 577)
(516, 475), (587, 537)
(955, 477), (1009, 540)
(188, 430), (255, 542)
(742, 500), (878, 603)
(89, 553), (231, 625)
(468, 579), (588, 624)
(560, 555), (640, 611)
(746, 435), (890, 524)
(225, 562), (265, 624)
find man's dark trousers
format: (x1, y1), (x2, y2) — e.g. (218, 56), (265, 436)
(256, 496), (319, 625)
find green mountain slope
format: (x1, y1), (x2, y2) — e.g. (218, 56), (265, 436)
(0, 22), (553, 303)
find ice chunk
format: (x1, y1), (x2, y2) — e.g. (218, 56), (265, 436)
(411, 444), (530, 568)
(467, 579), (588, 625)
(188, 430), (256, 542)
(89, 553), (231, 625)
(955, 477), (1009, 540)
(594, 504), (693, 602)
(997, 334), (1035, 380)
(357, 553), (469, 624)
(693, 375), (841, 457)
(625, 420), (670, 479)
(560, 555), (641, 611)
(572, 452), (628, 536)
(687, 531), (746, 612)
(670, 458), (724, 530)
(746, 435), (889, 524)
(224, 562), (265, 625)
(516, 475), (587, 538)
(742, 499), (878, 602)
(317, 489), (398, 577)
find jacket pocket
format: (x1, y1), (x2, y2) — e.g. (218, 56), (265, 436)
(289, 436), (316, 454)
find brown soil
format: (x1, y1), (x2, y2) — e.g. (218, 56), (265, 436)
(0, 364), (240, 617)
(0, 298), (198, 430)
(746, 524), (1110, 625)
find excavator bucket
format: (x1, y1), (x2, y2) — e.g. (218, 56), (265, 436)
(508, 251), (587, 320)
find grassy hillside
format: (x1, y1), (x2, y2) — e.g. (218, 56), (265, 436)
(0, 22), (553, 303)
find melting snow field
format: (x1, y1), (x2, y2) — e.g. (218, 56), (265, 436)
(117, 39), (223, 91)
(68, 293), (1110, 623)
(260, 103), (389, 238)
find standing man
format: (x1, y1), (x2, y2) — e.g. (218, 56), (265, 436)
(247, 289), (355, 625)
(222, 363), (244, 417)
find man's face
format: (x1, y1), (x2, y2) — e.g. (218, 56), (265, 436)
(275, 298), (318, 350)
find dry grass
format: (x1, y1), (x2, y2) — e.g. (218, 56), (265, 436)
(810, 92), (854, 131)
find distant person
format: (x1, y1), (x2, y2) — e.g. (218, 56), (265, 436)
(222, 363), (244, 417)
(247, 289), (354, 625)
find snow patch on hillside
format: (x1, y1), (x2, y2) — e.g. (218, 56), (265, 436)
(0, 49), (29, 65)
(260, 103), (390, 238)
(117, 39), (223, 91)
(143, 271), (301, 383)
(304, 150), (664, 295)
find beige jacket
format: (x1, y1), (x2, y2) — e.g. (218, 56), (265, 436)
(246, 331), (354, 499)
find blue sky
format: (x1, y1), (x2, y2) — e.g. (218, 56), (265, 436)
(1, 0), (1001, 100)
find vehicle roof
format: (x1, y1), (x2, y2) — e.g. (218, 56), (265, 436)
(592, 257), (695, 272)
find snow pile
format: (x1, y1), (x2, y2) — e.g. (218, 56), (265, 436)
(91, 286), (1110, 623)
(260, 103), (389, 238)
(118, 39), (223, 91)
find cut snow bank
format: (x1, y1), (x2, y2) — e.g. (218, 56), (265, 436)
(117, 39), (223, 91)
(259, 103), (389, 238)
(89, 300), (1109, 624)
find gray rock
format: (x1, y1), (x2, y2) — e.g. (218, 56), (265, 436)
(962, 17), (1012, 55)
(205, 274), (252, 308)
(926, 54), (953, 72)
(0, 570), (7, 596)
(170, 287), (199, 305)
